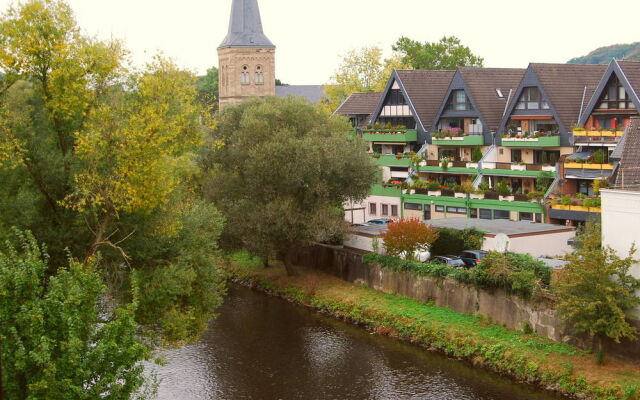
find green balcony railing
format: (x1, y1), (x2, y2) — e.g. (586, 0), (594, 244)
(431, 135), (484, 146)
(371, 183), (402, 197)
(361, 129), (418, 142)
(371, 154), (412, 167)
(501, 136), (560, 147)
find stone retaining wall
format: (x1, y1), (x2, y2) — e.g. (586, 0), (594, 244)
(292, 245), (640, 363)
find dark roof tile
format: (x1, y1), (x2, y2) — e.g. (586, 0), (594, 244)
(396, 70), (456, 131)
(334, 92), (381, 116)
(614, 116), (640, 187)
(617, 61), (640, 99)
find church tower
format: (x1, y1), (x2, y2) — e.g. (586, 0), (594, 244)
(218, 0), (276, 110)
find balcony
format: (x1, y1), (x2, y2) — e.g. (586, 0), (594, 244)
(480, 162), (556, 178)
(431, 134), (484, 146)
(361, 129), (418, 142)
(416, 159), (478, 174)
(370, 154), (412, 167)
(564, 162), (614, 171)
(549, 195), (602, 221)
(402, 191), (545, 214)
(501, 136), (560, 147)
(572, 129), (624, 138)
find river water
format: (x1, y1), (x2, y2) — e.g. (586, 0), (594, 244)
(146, 284), (563, 400)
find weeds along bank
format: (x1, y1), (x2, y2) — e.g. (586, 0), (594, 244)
(224, 252), (640, 400)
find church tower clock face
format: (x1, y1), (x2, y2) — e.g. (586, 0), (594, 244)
(218, 0), (276, 110)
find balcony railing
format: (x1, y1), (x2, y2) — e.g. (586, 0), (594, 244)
(572, 129), (624, 138)
(370, 154), (412, 167)
(480, 162), (556, 177)
(431, 134), (484, 146)
(361, 129), (418, 142)
(501, 136), (561, 147)
(564, 162), (614, 170)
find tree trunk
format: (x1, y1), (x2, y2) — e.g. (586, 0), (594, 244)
(84, 209), (113, 265)
(593, 334), (605, 365)
(279, 250), (297, 276)
(263, 258), (270, 269)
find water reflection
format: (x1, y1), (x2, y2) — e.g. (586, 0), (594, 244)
(148, 284), (563, 400)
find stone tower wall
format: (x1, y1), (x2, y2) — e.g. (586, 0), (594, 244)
(218, 46), (276, 110)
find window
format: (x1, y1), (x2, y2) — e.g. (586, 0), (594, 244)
(535, 213), (542, 223)
(597, 75), (634, 109)
(446, 207), (467, 214)
(446, 90), (474, 111)
(520, 212), (533, 221)
(516, 87), (549, 110)
(534, 150), (560, 165)
(494, 210), (510, 220)
(435, 205), (445, 212)
(511, 149), (522, 163)
(469, 208), (478, 218)
(240, 65), (250, 85)
(369, 203), (377, 215)
(255, 65), (264, 85)
(391, 205), (398, 217)
(404, 203), (422, 211)
(479, 208), (493, 220)
(381, 204), (389, 216)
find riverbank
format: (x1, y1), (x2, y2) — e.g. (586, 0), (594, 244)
(224, 252), (640, 400)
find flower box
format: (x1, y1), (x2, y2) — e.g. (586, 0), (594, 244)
(470, 193), (484, 199)
(601, 131), (616, 137)
(454, 192), (466, 198)
(552, 204), (570, 210)
(569, 205), (590, 212)
(436, 137), (465, 141)
(510, 164), (526, 171)
(502, 138), (539, 142)
(616, 131), (625, 137)
(484, 191), (499, 200)
(427, 190), (441, 196)
(572, 129), (587, 136)
(466, 162), (479, 169)
(587, 131), (602, 137)
(499, 195), (515, 202)
(441, 189), (455, 197)
(542, 165), (556, 172)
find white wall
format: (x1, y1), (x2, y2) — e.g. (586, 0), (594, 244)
(601, 189), (640, 317)
(365, 195), (401, 221)
(483, 231), (575, 258)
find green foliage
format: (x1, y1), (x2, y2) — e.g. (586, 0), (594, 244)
(556, 222), (640, 350)
(393, 36), (484, 70)
(472, 147), (483, 163)
(430, 228), (485, 257)
(196, 66), (219, 110)
(495, 180), (512, 196)
(568, 42), (640, 64)
(592, 149), (605, 164)
(0, 230), (147, 399)
(380, 218), (439, 260)
(363, 251), (550, 299)
(202, 96), (377, 273)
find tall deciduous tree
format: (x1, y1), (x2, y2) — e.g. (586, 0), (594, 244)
(196, 66), (219, 110)
(323, 46), (408, 112)
(202, 96), (377, 275)
(381, 218), (439, 260)
(393, 36), (484, 70)
(556, 222), (640, 364)
(0, 231), (147, 399)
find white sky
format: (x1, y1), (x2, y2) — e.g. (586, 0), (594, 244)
(2, 0), (640, 84)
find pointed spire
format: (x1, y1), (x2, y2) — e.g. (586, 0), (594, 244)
(218, 0), (275, 49)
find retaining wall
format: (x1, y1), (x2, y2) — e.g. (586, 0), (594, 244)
(292, 245), (640, 363)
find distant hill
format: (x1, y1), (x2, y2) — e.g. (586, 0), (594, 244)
(568, 42), (640, 64)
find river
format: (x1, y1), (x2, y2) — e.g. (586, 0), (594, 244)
(146, 284), (564, 400)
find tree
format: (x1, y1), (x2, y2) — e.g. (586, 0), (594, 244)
(0, 231), (147, 399)
(381, 218), (439, 260)
(556, 222), (640, 364)
(0, 0), (225, 345)
(393, 36), (484, 70)
(323, 46), (409, 113)
(196, 66), (218, 110)
(201, 96), (377, 275)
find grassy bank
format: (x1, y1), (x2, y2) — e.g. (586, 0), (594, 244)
(224, 252), (640, 400)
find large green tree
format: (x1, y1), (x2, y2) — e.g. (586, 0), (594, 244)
(0, 0), (225, 345)
(201, 96), (377, 274)
(393, 36), (484, 70)
(556, 222), (640, 363)
(196, 66), (218, 110)
(0, 231), (147, 399)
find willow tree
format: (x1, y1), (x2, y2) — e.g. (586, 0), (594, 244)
(202, 97), (377, 275)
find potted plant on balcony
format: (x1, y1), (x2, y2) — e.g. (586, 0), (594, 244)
(372, 152), (381, 159)
(514, 190), (529, 202)
(496, 180), (514, 201)
(527, 190), (544, 202)
(395, 152), (404, 160)
(413, 180), (429, 195)
(427, 181), (441, 196)
(511, 161), (526, 171)
(440, 157), (452, 169)
(453, 184), (466, 198)
(592, 149), (605, 165)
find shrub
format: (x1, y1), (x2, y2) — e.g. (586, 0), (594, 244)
(380, 218), (439, 260)
(430, 228), (485, 256)
(427, 181), (441, 191)
(495, 180), (512, 196)
(472, 147), (483, 163)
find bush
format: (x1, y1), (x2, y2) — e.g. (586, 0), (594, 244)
(430, 228), (485, 256)
(427, 181), (441, 191)
(380, 218), (439, 260)
(472, 147), (483, 162)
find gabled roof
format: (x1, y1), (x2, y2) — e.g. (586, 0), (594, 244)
(613, 116), (640, 187)
(529, 63), (606, 128)
(578, 60), (640, 126)
(391, 69), (456, 131)
(334, 92), (381, 116)
(275, 85), (326, 103)
(218, 0), (275, 49)
(434, 67), (524, 132)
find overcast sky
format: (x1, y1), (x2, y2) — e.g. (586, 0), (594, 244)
(2, 0), (639, 84)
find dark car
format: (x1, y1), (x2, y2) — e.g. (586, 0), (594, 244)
(366, 219), (392, 226)
(430, 256), (466, 268)
(460, 250), (488, 268)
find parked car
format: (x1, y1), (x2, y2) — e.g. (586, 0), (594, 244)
(460, 250), (488, 268)
(430, 255), (466, 268)
(365, 219), (392, 226)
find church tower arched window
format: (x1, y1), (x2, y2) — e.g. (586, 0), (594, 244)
(255, 65), (264, 85)
(240, 65), (250, 85)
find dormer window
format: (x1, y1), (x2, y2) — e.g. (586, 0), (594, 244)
(240, 65), (250, 85)
(255, 65), (264, 85)
(516, 87), (549, 110)
(446, 90), (474, 111)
